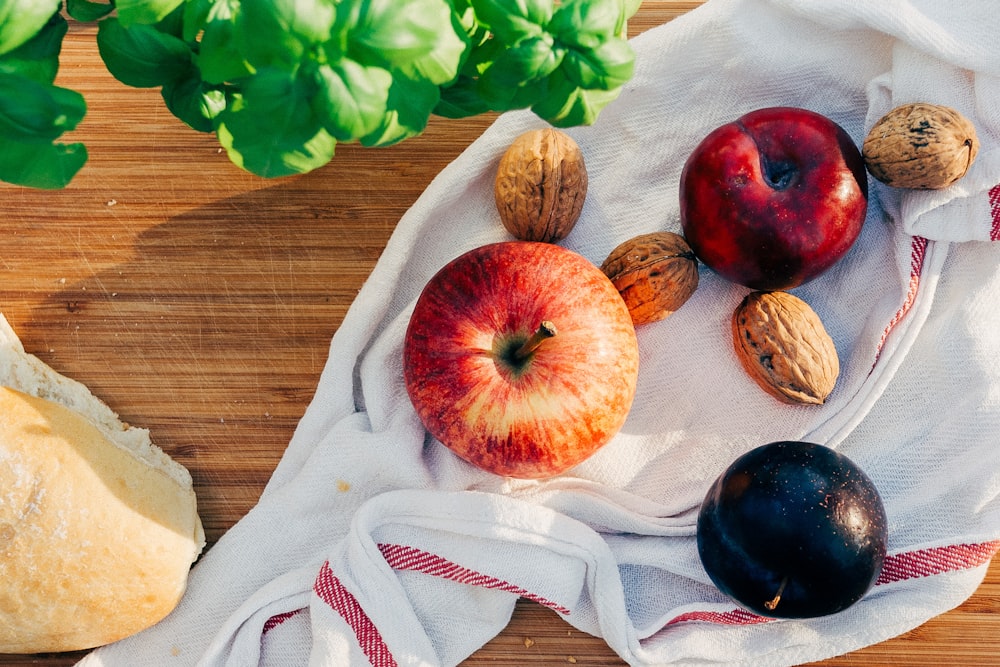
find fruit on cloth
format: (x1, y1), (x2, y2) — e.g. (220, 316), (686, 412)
(697, 441), (888, 619)
(680, 107), (869, 291)
(862, 102), (979, 189)
(600, 231), (699, 325)
(403, 241), (639, 479)
(732, 291), (839, 405)
(494, 128), (588, 243)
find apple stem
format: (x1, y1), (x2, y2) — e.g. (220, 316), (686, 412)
(764, 576), (789, 611)
(514, 321), (557, 360)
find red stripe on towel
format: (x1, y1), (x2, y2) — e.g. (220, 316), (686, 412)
(988, 183), (1000, 241)
(314, 561), (399, 667)
(378, 542), (572, 615)
(262, 609), (301, 634)
(876, 540), (1000, 585)
(665, 607), (772, 627)
(668, 540), (999, 628)
(873, 235), (928, 366)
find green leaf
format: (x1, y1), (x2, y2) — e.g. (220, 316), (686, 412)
(311, 60), (391, 142)
(0, 72), (86, 143)
(0, 138), (87, 189)
(182, 0), (214, 40)
(475, 68), (541, 111)
(0, 0), (60, 55)
(348, 0), (466, 86)
(97, 17), (194, 88)
(550, 0), (624, 45)
(153, 2), (188, 38)
(115, 0), (185, 27)
(196, 0), (254, 84)
(214, 68), (336, 177)
(162, 73), (225, 132)
(492, 34), (561, 86)
(530, 68), (621, 126)
(0, 11), (66, 84)
(66, 0), (115, 22)
(469, 0), (552, 42)
(360, 74), (438, 147)
(615, 0), (642, 37)
(455, 26), (503, 78)
(434, 75), (491, 118)
(560, 38), (633, 91)
(450, 0), (477, 34)
(237, 0), (335, 69)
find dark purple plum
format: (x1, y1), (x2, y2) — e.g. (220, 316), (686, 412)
(696, 441), (888, 618)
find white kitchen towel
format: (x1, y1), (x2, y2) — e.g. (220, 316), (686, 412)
(79, 0), (1000, 665)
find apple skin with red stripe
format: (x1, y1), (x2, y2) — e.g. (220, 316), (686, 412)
(680, 107), (868, 291)
(403, 241), (640, 479)
(696, 441), (888, 618)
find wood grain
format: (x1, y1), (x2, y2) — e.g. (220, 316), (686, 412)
(0, 2), (996, 665)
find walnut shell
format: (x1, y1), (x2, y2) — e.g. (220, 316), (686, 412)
(601, 231), (699, 326)
(862, 103), (979, 189)
(494, 128), (588, 242)
(732, 291), (839, 405)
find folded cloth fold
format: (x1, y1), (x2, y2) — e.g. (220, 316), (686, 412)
(80, 0), (1000, 665)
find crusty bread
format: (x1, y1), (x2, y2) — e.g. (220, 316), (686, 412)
(0, 314), (204, 653)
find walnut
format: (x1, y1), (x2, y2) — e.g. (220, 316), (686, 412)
(862, 103), (979, 189)
(732, 291), (839, 405)
(494, 128), (588, 242)
(600, 231), (699, 326)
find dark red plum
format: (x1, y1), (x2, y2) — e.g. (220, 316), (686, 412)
(696, 441), (887, 618)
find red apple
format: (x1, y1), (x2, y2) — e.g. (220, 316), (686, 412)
(403, 241), (639, 479)
(679, 107), (868, 291)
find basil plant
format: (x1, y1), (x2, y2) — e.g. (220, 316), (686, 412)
(0, 0), (640, 187)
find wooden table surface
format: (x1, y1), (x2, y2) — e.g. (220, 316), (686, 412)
(2, 2), (998, 665)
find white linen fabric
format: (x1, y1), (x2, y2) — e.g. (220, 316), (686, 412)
(79, 0), (1000, 665)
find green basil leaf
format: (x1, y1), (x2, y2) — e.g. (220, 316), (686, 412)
(66, 0), (115, 22)
(97, 17), (194, 88)
(237, 0), (335, 69)
(497, 34), (561, 85)
(197, 0), (254, 84)
(115, 0), (185, 27)
(560, 38), (633, 90)
(0, 11), (66, 84)
(182, 0), (214, 41)
(214, 69), (336, 177)
(0, 0), (60, 55)
(473, 36), (566, 112)
(348, 0), (465, 86)
(550, 0), (622, 45)
(153, 2), (187, 38)
(434, 76), (491, 118)
(451, 0), (477, 34)
(456, 28), (503, 78)
(530, 68), (620, 126)
(469, 0), (551, 42)
(616, 0), (642, 37)
(312, 60), (391, 142)
(360, 74), (438, 147)
(0, 138), (87, 189)
(475, 66), (541, 111)
(162, 72), (225, 132)
(0, 72), (85, 143)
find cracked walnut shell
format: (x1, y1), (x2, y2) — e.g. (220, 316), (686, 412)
(494, 128), (588, 243)
(862, 103), (979, 189)
(732, 291), (839, 405)
(601, 231), (699, 326)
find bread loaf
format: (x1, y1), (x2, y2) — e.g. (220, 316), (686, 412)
(0, 315), (204, 653)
